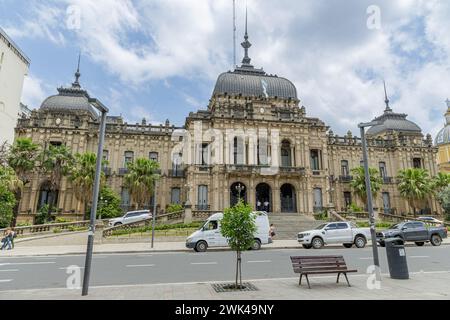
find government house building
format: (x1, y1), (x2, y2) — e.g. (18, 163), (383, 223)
(13, 31), (442, 223)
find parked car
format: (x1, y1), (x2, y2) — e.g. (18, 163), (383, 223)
(417, 216), (444, 226)
(297, 221), (371, 249)
(108, 210), (151, 227)
(376, 221), (448, 247)
(186, 211), (271, 252)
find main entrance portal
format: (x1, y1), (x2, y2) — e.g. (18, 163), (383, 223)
(280, 184), (296, 213)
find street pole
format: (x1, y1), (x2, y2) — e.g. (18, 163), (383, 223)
(151, 180), (158, 249)
(82, 100), (108, 296)
(359, 123), (381, 281)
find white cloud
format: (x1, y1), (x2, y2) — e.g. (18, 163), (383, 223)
(21, 75), (49, 109)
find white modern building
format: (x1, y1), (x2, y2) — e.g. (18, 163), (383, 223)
(0, 27), (30, 145)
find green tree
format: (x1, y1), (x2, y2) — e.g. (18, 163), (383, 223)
(123, 158), (159, 210)
(69, 152), (106, 220)
(350, 167), (383, 209)
(97, 186), (122, 219)
(40, 145), (74, 192)
(431, 172), (450, 193)
(35, 204), (55, 225)
(167, 203), (183, 213)
(220, 201), (257, 289)
(437, 185), (450, 221)
(0, 166), (17, 228)
(7, 138), (40, 227)
(397, 168), (432, 216)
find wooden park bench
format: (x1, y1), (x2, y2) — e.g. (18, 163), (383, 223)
(290, 255), (357, 289)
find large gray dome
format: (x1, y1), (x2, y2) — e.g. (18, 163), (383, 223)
(435, 103), (450, 146)
(40, 80), (98, 118)
(367, 108), (422, 136)
(213, 68), (298, 100)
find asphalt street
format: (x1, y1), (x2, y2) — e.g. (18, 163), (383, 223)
(0, 244), (449, 292)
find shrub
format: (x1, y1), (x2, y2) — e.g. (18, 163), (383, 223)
(35, 204), (55, 225)
(55, 217), (70, 223)
(167, 203), (183, 213)
(53, 228), (62, 233)
(0, 183), (15, 228)
(348, 203), (363, 213)
(97, 186), (122, 219)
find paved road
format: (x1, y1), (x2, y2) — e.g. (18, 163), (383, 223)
(0, 245), (449, 292)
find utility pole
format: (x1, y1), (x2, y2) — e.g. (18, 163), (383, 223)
(151, 180), (158, 249)
(359, 121), (381, 281)
(233, 0), (236, 68)
(82, 99), (109, 296)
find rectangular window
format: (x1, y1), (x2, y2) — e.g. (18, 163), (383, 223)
(121, 188), (130, 206)
(124, 151), (134, 166)
(413, 158), (422, 169)
(379, 162), (387, 178)
(382, 192), (391, 213)
(310, 150), (321, 171)
(171, 188), (181, 204)
(344, 192), (352, 209)
(197, 185), (208, 210)
(313, 188), (323, 211)
(103, 150), (109, 161)
(50, 141), (62, 147)
(149, 152), (158, 162)
(201, 143), (209, 165)
(341, 160), (349, 176)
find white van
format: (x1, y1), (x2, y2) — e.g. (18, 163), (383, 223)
(186, 211), (272, 252)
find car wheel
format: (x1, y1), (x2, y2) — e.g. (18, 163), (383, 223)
(114, 222), (122, 226)
(354, 236), (367, 248)
(195, 241), (208, 252)
(415, 242), (425, 246)
(312, 237), (324, 249)
(343, 243), (353, 248)
(302, 244), (312, 249)
(430, 234), (442, 247)
(379, 242), (385, 247)
(251, 239), (261, 250)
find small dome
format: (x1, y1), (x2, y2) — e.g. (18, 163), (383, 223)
(40, 87), (98, 118)
(367, 109), (422, 136)
(435, 102), (450, 146)
(213, 68), (298, 100)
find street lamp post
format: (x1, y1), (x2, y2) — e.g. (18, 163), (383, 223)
(82, 99), (109, 296)
(359, 121), (381, 281)
(235, 183), (244, 203)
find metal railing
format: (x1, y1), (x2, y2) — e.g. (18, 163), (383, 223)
(339, 175), (353, 183)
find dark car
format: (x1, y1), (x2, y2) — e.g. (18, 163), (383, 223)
(376, 221), (448, 247)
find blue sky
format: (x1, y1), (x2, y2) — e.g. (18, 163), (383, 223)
(1, 0), (450, 137)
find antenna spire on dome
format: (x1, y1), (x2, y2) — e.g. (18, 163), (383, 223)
(241, 7), (252, 66)
(73, 52), (81, 88)
(383, 80), (392, 112)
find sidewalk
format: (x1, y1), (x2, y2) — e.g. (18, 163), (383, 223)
(1, 238), (449, 257)
(1, 271), (450, 299)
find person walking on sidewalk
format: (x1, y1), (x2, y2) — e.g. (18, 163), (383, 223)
(269, 224), (276, 239)
(1, 228), (13, 250)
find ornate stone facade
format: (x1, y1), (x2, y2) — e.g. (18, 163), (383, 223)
(13, 34), (442, 223)
(436, 100), (450, 173)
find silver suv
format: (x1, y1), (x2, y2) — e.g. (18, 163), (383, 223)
(108, 210), (151, 227)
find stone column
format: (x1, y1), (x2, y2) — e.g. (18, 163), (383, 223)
(184, 200), (193, 224)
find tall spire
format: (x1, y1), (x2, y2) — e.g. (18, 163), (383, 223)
(241, 7), (252, 66)
(383, 80), (392, 112)
(72, 52), (81, 88)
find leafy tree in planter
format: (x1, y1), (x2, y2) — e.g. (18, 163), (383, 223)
(97, 186), (122, 219)
(220, 201), (257, 289)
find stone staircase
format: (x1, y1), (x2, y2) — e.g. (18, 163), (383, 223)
(268, 213), (326, 240)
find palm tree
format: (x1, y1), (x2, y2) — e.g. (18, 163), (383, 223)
(123, 158), (160, 210)
(431, 172), (450, 193)
(40, 145), (75, 192)
(7, 138), (40, 226)
(350, 166), (383, 209)
(397, 168), (432, 216)
(69, 152), (106, 220)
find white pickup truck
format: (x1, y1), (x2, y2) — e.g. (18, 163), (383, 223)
(297, 221), (372, 249)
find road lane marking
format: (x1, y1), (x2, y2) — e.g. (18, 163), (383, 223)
(0, 279), (13, 283)
(410, 256), (429, 258)
(126, 264), (155, 268)
(190, 262), (218, 265)
(0, 269), (18, 272)
(0, 262), (56, 266)
(359, 257), (373, 260)
(247, 260), (272, 263)
(58, 267), (85, 270)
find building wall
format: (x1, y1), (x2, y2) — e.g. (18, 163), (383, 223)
(13, 94), (443, 224)
(437, 143), (450, 173)
(0, 28), (30, 145)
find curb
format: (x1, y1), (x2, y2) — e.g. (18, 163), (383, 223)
(2, 240), (449, 257)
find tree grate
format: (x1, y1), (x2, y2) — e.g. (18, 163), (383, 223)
(212, 283), (258, 293)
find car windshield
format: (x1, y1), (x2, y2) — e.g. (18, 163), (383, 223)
(315, 224), (327, 230)
(391, 224), (399, 229)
